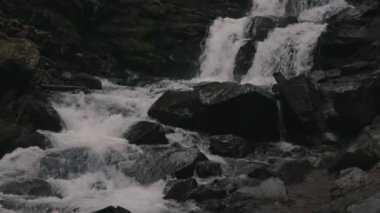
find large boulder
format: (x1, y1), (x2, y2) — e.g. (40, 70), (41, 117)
(123, 121), (168, 145)
(148, 82), (279, 142)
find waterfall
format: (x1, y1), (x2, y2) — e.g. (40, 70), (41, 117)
(198, 0), (290, 82)
(242, 0), (348, 85)
(241, 23), (327, 85)
(198, 0), (349, 84)
(199, 17), (249, 82)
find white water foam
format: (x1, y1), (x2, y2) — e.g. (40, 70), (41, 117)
(241, 0), (348, 85)
(198, 0), (291, 82)
(242, 22), (327, 85)
(0, 80), (194, 213)
(199, 0), (348, 84)
(198, 17), (249, 82)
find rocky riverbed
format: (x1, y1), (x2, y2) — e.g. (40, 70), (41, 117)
(1, 0), (380, 212)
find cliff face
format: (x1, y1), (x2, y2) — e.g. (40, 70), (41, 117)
(0, 0), (250, 78)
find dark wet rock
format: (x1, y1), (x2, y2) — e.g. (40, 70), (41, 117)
(0, 120), (51, 158)
(274, 72), (325, 145)
(321, 73), (380, 138)
(70, 73), (102, 90)
(274, 73), (322, 123)
(93, 206), (131, 213)
(23, 99), (63, 132)
(209, 135), (254, 158)
(248, 166), (276, 180)
(164, 178), (198, 202)
(271, 158), (313, 185)
(0, 38), (39, 94)
(331, 167), (372, 199)
(315, 0), (380, 71)
(195, 160), (222, 178)
(329, 116), (380, 172)
(149, 82), (279, 142)
(39, 147), (93, 179)
(122, 145), (207, 184)
(0, 179), (61, 198)
(123, 121), (168, 145)
(234, 16), (298, 77)
(148, 90), (205, 128)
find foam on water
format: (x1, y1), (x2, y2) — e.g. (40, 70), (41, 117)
(241, 0), (348, 85)
(198, 0), (291, 82)
(199, 0), (349, 84)
(242, 22), (327, 85)
(0, 80), (195, 213)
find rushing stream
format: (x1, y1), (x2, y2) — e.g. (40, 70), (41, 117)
(0, 0), (350, 212)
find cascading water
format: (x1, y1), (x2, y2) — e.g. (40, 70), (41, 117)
(241, 23), (327, 85)
(0, 80), (197, 213)
(199, 0), (349, 84)
(198, 0), (289, 82)
(242, 0), (348, 85)
(0, 1), (351, 213)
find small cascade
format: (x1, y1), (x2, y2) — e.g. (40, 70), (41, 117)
(241, 0), (348, 85)
(198, 0), (349, 84)
(198, 17), (249, 82)
(198, 0), (290, 82)
(276, 99), (287, 142)
(241, 22), (327, 85)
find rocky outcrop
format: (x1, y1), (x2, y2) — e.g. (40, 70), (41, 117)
(0, 0), (251, 78)
(149, 82), (279, 142)
(315, 0), (380, 71)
